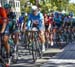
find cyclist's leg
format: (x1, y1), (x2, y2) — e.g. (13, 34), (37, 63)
(45, 23), (50, 42)
(49, 24), (54, 46)
(38, 25), (45, 52)
(13, 29), (19, 45)
(2, 24), (10, 63)
(12, 30), (19, 61)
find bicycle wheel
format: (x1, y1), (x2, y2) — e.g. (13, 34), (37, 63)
(37, 40), (43, 59)
(31, 40), (37, 62)
(12, 45), (18, 63)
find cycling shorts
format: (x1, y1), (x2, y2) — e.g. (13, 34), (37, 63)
(0, 24), (9, 36)
(45, 23), (49, 30)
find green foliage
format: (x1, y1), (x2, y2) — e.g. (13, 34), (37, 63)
(30, 0), (36, 5)
(68, 3), (75, 15)
(20, 0), (75, 15)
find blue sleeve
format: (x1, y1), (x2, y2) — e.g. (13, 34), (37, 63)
(39, 13), (44, 20)
(18, 16), (24, 23)
(39, 13), (44, 25)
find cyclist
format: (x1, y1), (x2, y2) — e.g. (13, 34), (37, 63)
(18, 12), (25, 41)
(63, 13), (70, 28)
(44, 13), (54, 46)
(44, 13), (50, 31)
(4, 3), (19, 63)
(18, 12), (25, 31)
(49, 13), (54, 46)
(27, 5), (45, 52)
(54, 12), (62, 29)
(53, 12), (62, 48)
(69, 12), (74, 27)
(0, 3), (10, 65)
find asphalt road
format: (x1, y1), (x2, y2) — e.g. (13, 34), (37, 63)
(10, 42), (63, 67)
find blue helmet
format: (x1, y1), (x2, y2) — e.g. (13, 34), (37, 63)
(54, 12), (59, 16)
(69, 12), (73, 17)
(4, 3), (11, 9)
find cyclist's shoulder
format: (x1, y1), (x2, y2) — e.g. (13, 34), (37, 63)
(38, 12), (43, 16)
(38, 12), (44, 19)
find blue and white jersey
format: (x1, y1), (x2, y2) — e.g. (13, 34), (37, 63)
(27, 12), (44, 29)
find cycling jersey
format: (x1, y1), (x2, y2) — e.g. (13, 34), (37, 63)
(53, 16), (62, 28)
(49, 17), (54, 24)
(54, 17), (61, 24)
(0, 7), (8, 25)
(18, 15), (24, 24)
(27, 12), (44, 30)
(0, 7), (9, 35)
(7, 12), (18, 33)
(64, 17), (69, 23)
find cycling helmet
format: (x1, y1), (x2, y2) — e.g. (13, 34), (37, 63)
(54, 12), (59, 16)
(31, 5), (38, 11)
(69, 12), (73, 17)
(4, 3), (11, 9)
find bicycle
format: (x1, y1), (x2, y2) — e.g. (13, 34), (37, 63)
(25, 27), (43, 62)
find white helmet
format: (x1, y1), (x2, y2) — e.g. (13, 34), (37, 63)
(31, 5), (38, 11)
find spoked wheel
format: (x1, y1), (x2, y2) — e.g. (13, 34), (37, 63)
(38, 48), (43, 59)
(37, 40), (43, 59)
(12, 46), (18, 63)
(12, 53), (18, 63)
(32, 41), (37, 62)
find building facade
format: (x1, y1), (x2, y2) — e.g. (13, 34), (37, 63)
(0, 0), (21, 19)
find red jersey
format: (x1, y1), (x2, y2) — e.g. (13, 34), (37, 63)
(44, 14), (49, 24)
(49, 17), (54, 24)
(0, 7), (8, 25)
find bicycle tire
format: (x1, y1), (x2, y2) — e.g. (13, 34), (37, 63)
(32, 41), (37, 62)
(12, 45), (18, 63)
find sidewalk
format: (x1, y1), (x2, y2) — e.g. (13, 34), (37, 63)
(41, 42), (75, 67)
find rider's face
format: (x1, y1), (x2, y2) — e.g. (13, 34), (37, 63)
(33, 10), (38, 16)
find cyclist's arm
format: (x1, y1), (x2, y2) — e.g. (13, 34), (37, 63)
(1, 8), (8, 33)
(39, 13), (44, 25)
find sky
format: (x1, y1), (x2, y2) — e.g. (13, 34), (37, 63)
(69, 0), (75, 3)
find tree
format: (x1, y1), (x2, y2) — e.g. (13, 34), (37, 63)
(20, 0), (26, 11)
(30, 0), (36, 4)
(50, 0), (70, 11)
(68, 3), (75, 15)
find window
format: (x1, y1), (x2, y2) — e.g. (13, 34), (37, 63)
(18, 2), (19, 7)
(16, 2), (17, 7)
(16, 1), (20, 7)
